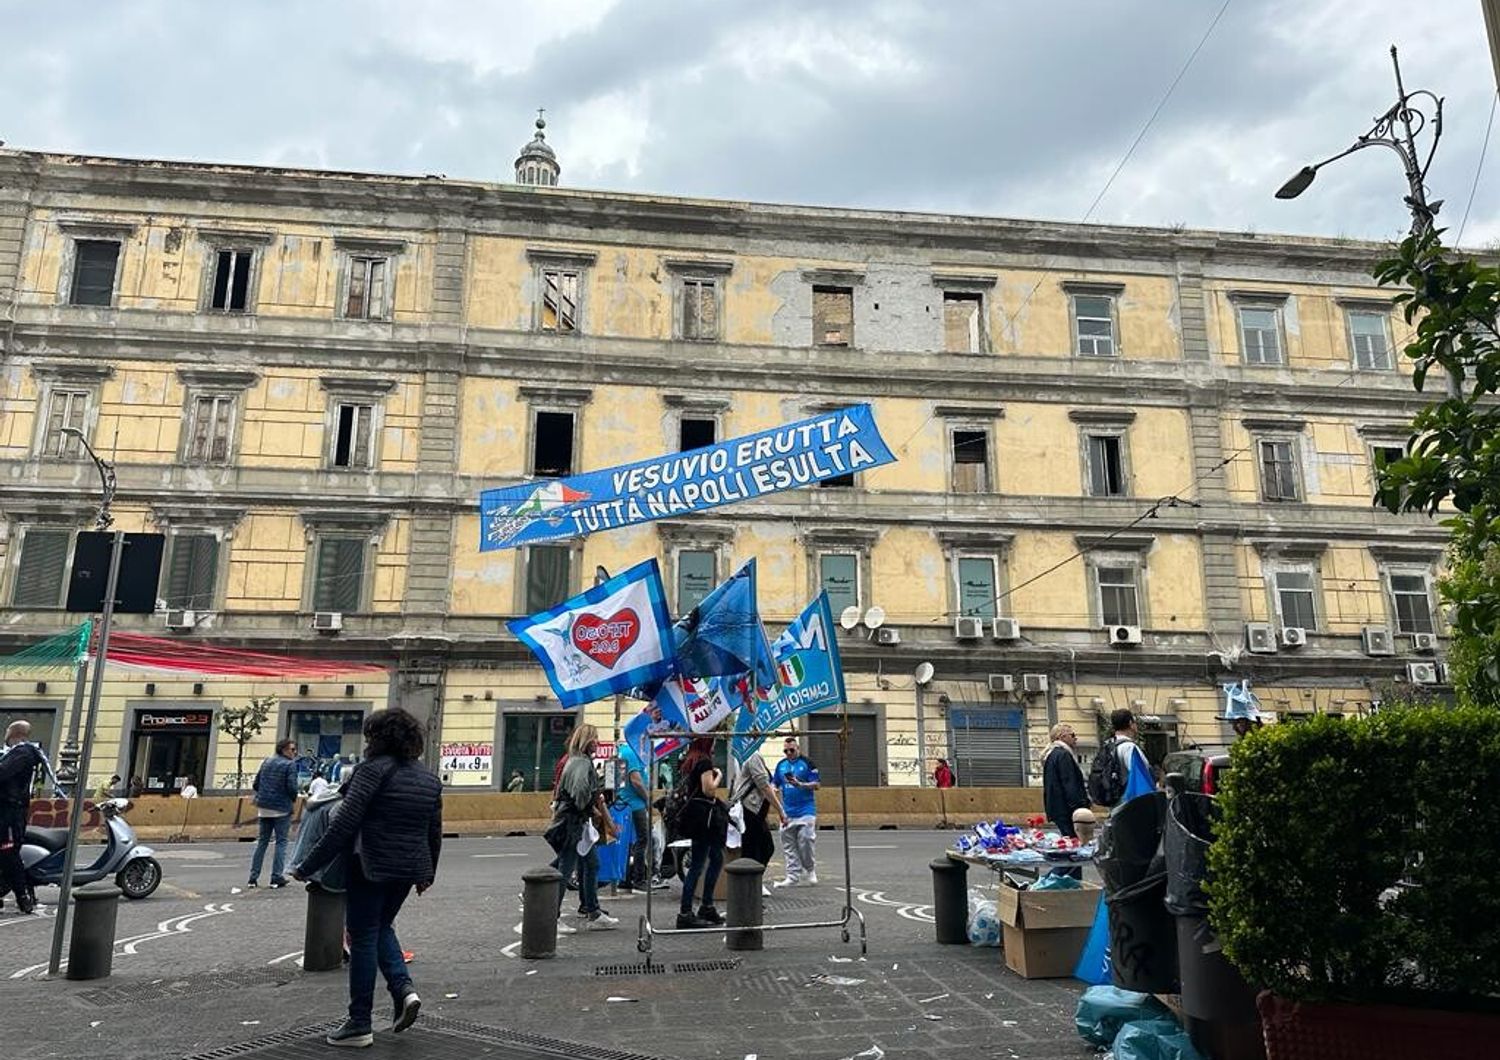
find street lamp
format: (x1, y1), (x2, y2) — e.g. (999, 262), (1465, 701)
(1275, 45), (1444, 237)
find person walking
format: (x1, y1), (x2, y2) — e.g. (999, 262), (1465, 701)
(546, 724), (617, 931)
(291, 708), (443, 1048)
(1087, 708), (1151, 808)
(933, 758), (955, 788)
(248, 738), (300, 888)
(676, 736), (727, 928)
(615, 740), (651, 893)
(772, 736), (820, 888)
(729, 749), (783, 870)
(1042, 724), (1090, 836)
(0, 720), (50, 914)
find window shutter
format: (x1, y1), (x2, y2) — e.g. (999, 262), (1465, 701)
(13, 530), (71, 607)
(166, 535), (218, 610)
(315, 537), (365, 612)
(526, 546), (572, 612)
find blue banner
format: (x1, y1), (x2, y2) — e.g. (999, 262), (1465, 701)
(479, 404), (896, 550)
(732, 592), (847, 763)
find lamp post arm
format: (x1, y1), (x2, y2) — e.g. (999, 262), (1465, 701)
(58, 428), (115, 530)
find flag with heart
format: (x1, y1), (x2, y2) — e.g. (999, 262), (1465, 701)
(507, 558), (675, 709)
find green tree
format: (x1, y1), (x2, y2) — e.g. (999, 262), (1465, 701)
(1373, 231), (1500, 704)
(218, 694), (277, 794)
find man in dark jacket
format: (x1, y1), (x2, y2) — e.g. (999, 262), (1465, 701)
(1042, 723), (1090, 837)
(0, 721), (49, 914)
(248, 738), (300, 888)
(293, 709), (442, 1048)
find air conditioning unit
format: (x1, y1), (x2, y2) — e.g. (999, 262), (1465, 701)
(954, 617), (985, 640)
(1406, 661), (1439, 686)
(1280, 627), (1308, 648)
(987, 673), (1015, 694)
(1409, 632), (1438, 653)
(992, 617), (1021, 641)
(1436, 662), (1451, 684)
(1245, 622), (1277, 654)
(874, 627), (901, 646)
(1108, 624), (1143, 646)
(164, 609), (196, 631)
(313, 611), (344, 632)
(1022, 673), (1049, 694)
(1362, 626), (1395, 656)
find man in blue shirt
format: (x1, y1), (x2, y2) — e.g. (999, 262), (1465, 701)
(615, 741), (653, 892)
(772, 736), (820, 887)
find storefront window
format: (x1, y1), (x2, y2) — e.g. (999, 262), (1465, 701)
(130, 709), (213, 794)
(500, 712), (576, 793)
(287, 709), (366, 788)
(0, 706), (58, 759)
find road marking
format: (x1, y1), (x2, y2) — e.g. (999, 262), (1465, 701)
(851, 887), (934, 924)
(10, 901), (235, 978)
(500, 940), (521, 959)
(472, 853), (529, 859)
(268, 951), (304, 967)
(0, 906), (56, 928)
(849, 845), (899, 850)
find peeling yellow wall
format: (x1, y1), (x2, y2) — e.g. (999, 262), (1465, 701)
(1204, 282), (1407, 374)
(992, 270), (1181, 360)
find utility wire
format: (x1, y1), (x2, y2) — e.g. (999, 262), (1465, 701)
(1456, 90), (1497, 247)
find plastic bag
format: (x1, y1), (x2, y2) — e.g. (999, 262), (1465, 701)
(1073, 900), (1113, 984)
(1112, 1017), (1206, 1060)
(1034, 872), (1081, 890)
(1073, 986), (1171, 1047)
(966, 887), (1001, 947)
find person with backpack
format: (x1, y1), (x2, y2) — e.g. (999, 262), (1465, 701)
(1042, 724), (1090, 836)
(675, 737), (728, 929)
(1088, 708), (1150, 808)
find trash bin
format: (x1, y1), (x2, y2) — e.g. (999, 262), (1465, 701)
(1106, 871), (1177, 993)
(1098, 791), (1167, 895)
(1164, 792), (1215, 917)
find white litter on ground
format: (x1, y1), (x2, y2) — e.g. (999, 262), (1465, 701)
(240, 1021), (260, 1026)
(229, 888), (242, 895)
(1001, 1019), (1018, 1027)
(526, 970), (537, 976)
(836, 1049), (885, 1060)
(810, 974), (866, 987)
(445, 993), (460, 999)
(828, 955), (853, 963)
(917, 993), (949, 1004)
(923, 1013), (943, 1021)
(606, 997), (639, 1003)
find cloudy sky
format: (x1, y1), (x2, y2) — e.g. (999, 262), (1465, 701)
(5, 0), (1497, 245)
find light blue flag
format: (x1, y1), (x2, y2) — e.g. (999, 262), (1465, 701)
(673, 559), (778, 691)
(732, 592), (847, 763)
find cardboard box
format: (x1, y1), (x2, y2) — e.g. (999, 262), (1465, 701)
(997, 880), (1102, 979)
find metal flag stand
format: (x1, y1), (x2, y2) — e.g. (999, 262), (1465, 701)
(635, 700), (867, 966)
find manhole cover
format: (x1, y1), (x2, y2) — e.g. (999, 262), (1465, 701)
(82, 967), (300, 1007)
(672, 959), (740, 973)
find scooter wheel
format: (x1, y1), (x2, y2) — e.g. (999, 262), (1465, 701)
(117, 858), (162, 899)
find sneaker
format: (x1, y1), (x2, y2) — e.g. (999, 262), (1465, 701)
(246, 880), (259, 889)
(269, 878), (288, 889)
(556, 919), (578, 935)
(762, 886), (773, 898)
(649, 877), (671, 891)
(772, 877), (799, 889)
(585, 911), (619, 930)
(802, 872), (819, 886)
(392, 989), (421, 1033)
(696, 905), (724, 925)
(324, 1021), (373, 1048)
(676, 912), (711, 929)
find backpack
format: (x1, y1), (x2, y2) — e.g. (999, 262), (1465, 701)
(1087, 737), (1127, 807)
(662, 770), (693, 837)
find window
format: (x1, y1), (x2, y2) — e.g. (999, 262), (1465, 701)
(163, 534), (219, 611)
(11, 529), (71, 607)
(1389, 573), (1435, 634)
(1238, 306), (1283, 365)
(1258, 439), (1300, 501)
(679, 277), (720, 341)
(1274, 570), (1318, 630)
(70, 240), (120, 306)
(312, 536), (366, 613)
(1097, 566), (1141, 627)
(679, 417), (716, 452)
(186, 394), (236, 464)
(343, 256), (389, 320)
(532, 411), (575, 477)
(819, 553), (860, 615)
(676, 550), (716, 613)
(956, 556), (998, 618)
(1373, 444), (1404, 468)
(1348, 310), (1393, 370)
(41, 389), (88, 458)
(951, 429), (990, 494)
(525, 545), (572, 612)
(539, 268), (580, 333)
(209, 249), (254, 312)
(813, 286), (854, 347)
(331, 403), (375, 469)
(1085, 434), (1126, 496)
(943, 292), (984, 353)
(1073, 294), (1116, 357)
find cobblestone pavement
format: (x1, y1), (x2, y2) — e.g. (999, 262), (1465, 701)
(0, 830), (1096, 1060)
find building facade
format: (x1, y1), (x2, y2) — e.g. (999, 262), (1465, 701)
(0, 142), (1448, 794)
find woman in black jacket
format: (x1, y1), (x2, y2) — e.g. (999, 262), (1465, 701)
(292, 708), (443, 1049)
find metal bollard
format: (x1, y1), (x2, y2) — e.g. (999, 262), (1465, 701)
(930, 856), (969, 945)
(66, 883), (121, 980)
(521, 866), (563, 960)
(303, 883), (346, 972)
(724, 858), (765, 951)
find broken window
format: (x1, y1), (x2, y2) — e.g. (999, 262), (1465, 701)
(539, 269), (580, 333)
(344, 256), (389, 320)
(210, 249), (254, 312)
(42, 389), (88, 458)
(526, 545), (573, 611)
(1085, 434), (1126, 496)
(679, 417), (716, 452)
(1258, 439), (1299, 501)
(1239, 306), (1283, 365)
(1373, 444), (1403, 469)
(951, 429), (989, 493)
(812, 285), (854, 347)
(819, 470), (855, 488)
(163, 534), (220, 611)
(1348, 310), (1392, 370)
(332, 402), (375, 469)
(680, 277), (719, 341)
(943, 292), (984, 353)
(11, 528), (71, 607)
(532, 411), (575, 477)
(187, 394), (235, 464)
(70, 240), (120, 306)
(1073, 294), (1116, 357)
(313, 536), (366, 612)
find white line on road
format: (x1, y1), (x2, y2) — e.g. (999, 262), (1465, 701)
(10, 902), (236, 978)
(472, 853), (529, 858)
(0, 906), (56, 928)
(268, 951), (304, 967)
(849, 845), (899, 850)
(500, 940), (521, 959)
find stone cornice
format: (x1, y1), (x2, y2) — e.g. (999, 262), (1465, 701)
(30, 361), (115, 384)
(177, 368), (259, 390)
(1075, 532), (1155, 553)
(655, 519), (736, 545)
(1068, 408), (1137, 426)
(197, 227), (275, 246)
(662, 257), (734, 275)
(319, 374), (397, 396)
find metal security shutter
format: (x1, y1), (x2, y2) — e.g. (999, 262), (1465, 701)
(949, 707), (1025, 787)
(804, 712), (879, 787)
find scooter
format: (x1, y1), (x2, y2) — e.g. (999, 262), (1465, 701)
(20, 797), (162, 900)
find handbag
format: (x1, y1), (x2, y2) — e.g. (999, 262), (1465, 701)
(680, 795), (730, 843)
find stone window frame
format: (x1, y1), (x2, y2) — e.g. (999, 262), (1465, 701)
(176, 368), (258, 467)
(805, 399), (870, 490)
(299, 510), (390, 614)
(1356, 423), (1409, 489)
(803, 268), (865, 350)
(513, 540), (585, 616)
(936, 528), (1014, 621)
(803, 525), (879, 619)
(1244, 416), (1307, 504)
(936, 403), (1004, 496)
(3, 498), (94, 608)
(662, 392), (730, 453)
(1252, 541), (1328, 633)
(1070, 408), (1137, 499)
(665, 258), (733, 342)
(320, 376), (396, 472)
(29, 362), (114, 461)
(520, 385), (592, 479)
(527, 247), (597, 336)
(1368, 544), (1444, 637)
(1336, 297), (1397, 372)
(196, 228), (273, 315)
(1228, 290), (1291, 367)
(56, 218), (136, 308)
(334, 237), (406, 322)
(933, 272), (996, 354)
(149, 504), (247, 615)
(1063, 280), (1125, 358)
(657, 519), (735, 615)
(1078, 532), (1154, 629)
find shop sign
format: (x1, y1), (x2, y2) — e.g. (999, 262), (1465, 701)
(138, 712), (213, 730)
(439, 742), (493, 788)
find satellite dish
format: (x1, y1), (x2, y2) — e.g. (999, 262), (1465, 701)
(839, 606), (861, 630)
(914, 662), (935, 686)
(863, 606), (886, 630)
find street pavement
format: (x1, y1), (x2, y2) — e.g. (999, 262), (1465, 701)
(0, 828), (1096, 1060)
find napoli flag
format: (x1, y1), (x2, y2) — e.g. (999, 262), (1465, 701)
(673, 559), (778, 691)
(507, 558), (676, 709)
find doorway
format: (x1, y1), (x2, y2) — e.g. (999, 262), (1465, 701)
(499, 712), (577, 793)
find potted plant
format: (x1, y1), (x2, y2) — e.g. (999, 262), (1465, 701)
(1207, 706), (1500, 1058)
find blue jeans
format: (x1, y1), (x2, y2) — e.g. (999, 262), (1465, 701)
(553, 839), (601, 916)
(248, 814), (291, 883)
(344, 864), (413, 1028)
(680, 835), (723, 913)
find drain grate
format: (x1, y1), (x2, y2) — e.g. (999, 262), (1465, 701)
(81, 966), (300, 1007)
(672, 958), (741, 973)
(594, 962), (667, 977)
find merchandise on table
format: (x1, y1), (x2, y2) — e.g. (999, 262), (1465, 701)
(953, 818), (1094, 864)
